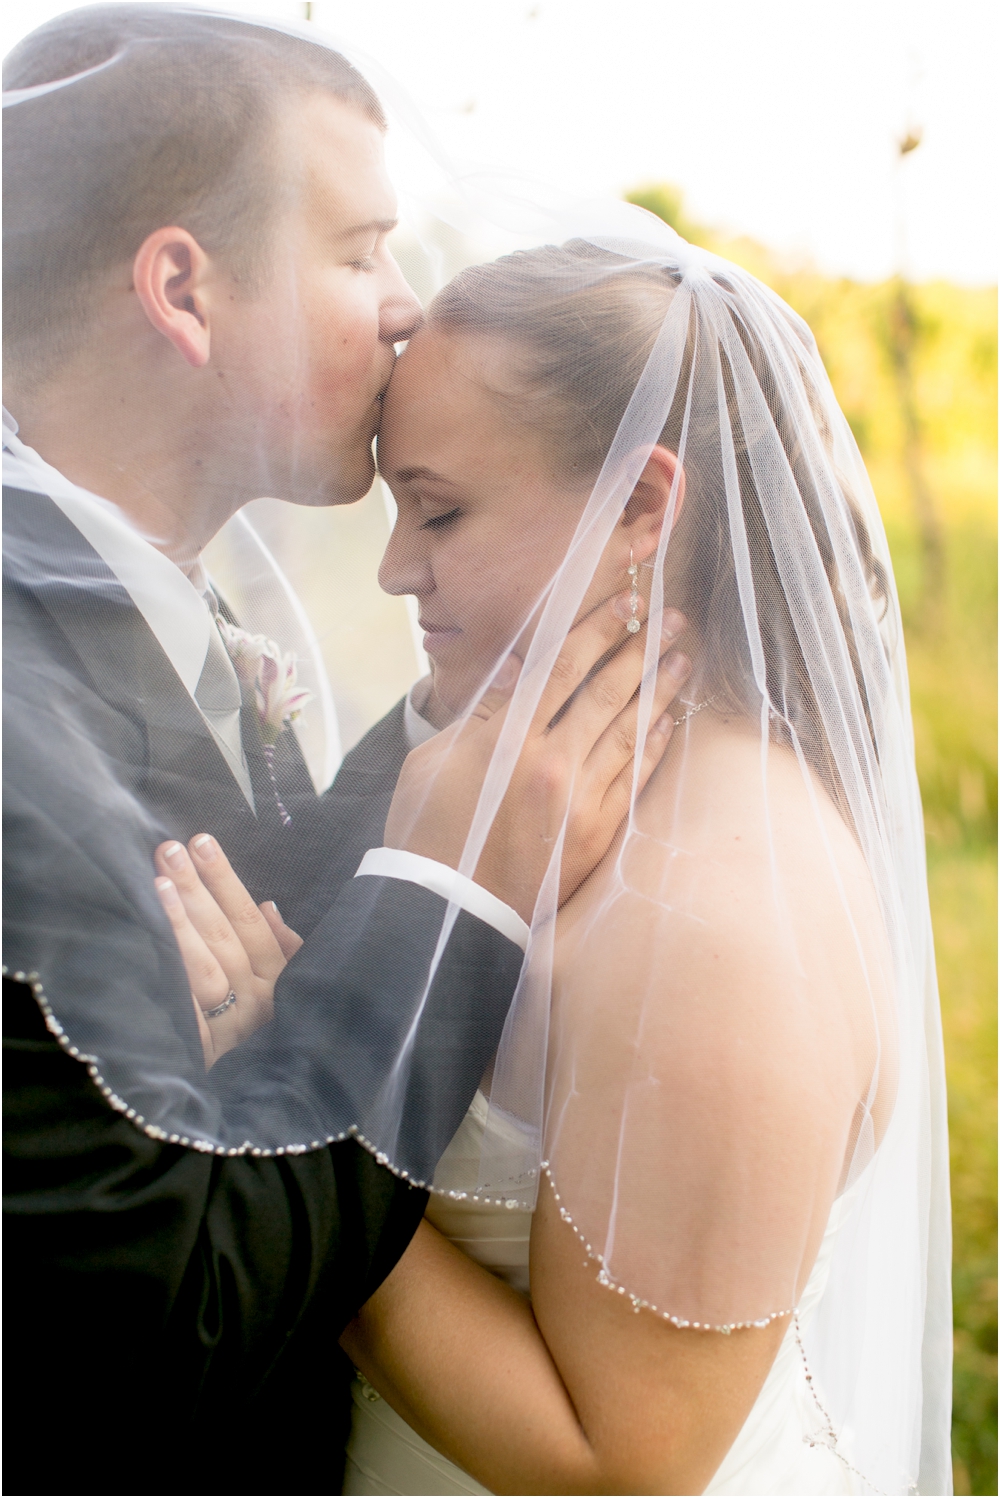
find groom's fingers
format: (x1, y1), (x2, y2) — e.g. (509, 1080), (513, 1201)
(586, 651), (691, 819)
(530, 592), (646, 735)
(546, 604), (687, 763)
(586, 653), (694, 844)
(471, 595), (664, 741)
(468, 653), (522, 724)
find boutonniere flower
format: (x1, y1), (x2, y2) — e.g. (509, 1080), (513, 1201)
(217, 621), (313, 826)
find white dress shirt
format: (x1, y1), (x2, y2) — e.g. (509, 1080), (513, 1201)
(402, 674), (441, 750)
(3, 409), (527, 949)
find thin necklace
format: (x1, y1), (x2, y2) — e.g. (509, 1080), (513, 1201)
(672, 696), (714, 728)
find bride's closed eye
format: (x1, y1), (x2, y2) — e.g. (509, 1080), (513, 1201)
(421, 508), (461, 531)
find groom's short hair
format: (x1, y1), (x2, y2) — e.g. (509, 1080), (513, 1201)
(3, 5), (385, 387)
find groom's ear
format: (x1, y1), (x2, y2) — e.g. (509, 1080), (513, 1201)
(132, 228), (213, 368)
(621, 444), (686, 560)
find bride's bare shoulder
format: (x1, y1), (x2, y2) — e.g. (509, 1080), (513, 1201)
(555, 707), (893, 1105)
(559, 708), (883, 985)
(631, 709), (864, 883)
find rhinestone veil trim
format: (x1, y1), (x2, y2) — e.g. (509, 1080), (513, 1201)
(541, 1163), (794, 1334)
(792, 1313), (889, 1494)
(543, 1166), (887, 1489)
(3, 966), (351, 1159)
(4, 965), (533, 1190)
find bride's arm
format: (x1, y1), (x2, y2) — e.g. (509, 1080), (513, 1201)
(341, 1217), (599, 1493)
(341, 1198), (785, 1496)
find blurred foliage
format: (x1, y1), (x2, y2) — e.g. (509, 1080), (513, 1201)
(627, 185), (998, 1493)
(621, 182), (705, 247)
(933, 847), (998, 1494)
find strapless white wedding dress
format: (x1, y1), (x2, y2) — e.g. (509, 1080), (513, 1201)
(342, 1092), (866, 1496)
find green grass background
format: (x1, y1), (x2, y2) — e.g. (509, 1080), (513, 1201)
(627, 187), (997, 1494)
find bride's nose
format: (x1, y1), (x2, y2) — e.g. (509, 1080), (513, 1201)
(378, 514), (434, 598)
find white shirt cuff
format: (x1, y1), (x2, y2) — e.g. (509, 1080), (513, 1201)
(355, 847), (530, 953)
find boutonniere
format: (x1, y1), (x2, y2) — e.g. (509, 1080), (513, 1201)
(217, 621), (313, 827)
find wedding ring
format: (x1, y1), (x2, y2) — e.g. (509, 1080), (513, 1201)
(204, 990), (237, 1021)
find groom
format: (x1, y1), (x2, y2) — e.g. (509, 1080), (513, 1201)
(3, 9), (677, 1498)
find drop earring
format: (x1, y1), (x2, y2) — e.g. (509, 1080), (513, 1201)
(626, 549), (641, 633)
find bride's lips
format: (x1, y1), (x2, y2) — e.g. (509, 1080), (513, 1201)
(419, 618), (461, 655)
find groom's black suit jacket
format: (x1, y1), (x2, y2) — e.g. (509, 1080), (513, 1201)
(2, 487), (518, 1496)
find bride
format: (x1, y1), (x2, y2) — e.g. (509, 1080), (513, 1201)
(161, 237), (950, 1495)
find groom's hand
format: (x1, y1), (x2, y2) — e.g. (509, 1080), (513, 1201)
(383, 596), (689, 922)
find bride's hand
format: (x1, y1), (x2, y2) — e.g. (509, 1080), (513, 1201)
(153, 835), (303, 1068)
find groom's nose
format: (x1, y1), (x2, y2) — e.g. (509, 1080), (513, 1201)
(379, 260), (423, 345)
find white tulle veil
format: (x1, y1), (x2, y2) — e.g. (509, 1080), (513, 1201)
(2, 9), (949, 1494)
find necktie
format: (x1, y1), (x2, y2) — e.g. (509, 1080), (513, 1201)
(196, 590), (255, 811)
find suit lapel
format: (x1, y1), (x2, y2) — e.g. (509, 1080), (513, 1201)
(284, 698), (410, 936)
(3, 486), (255, 835)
